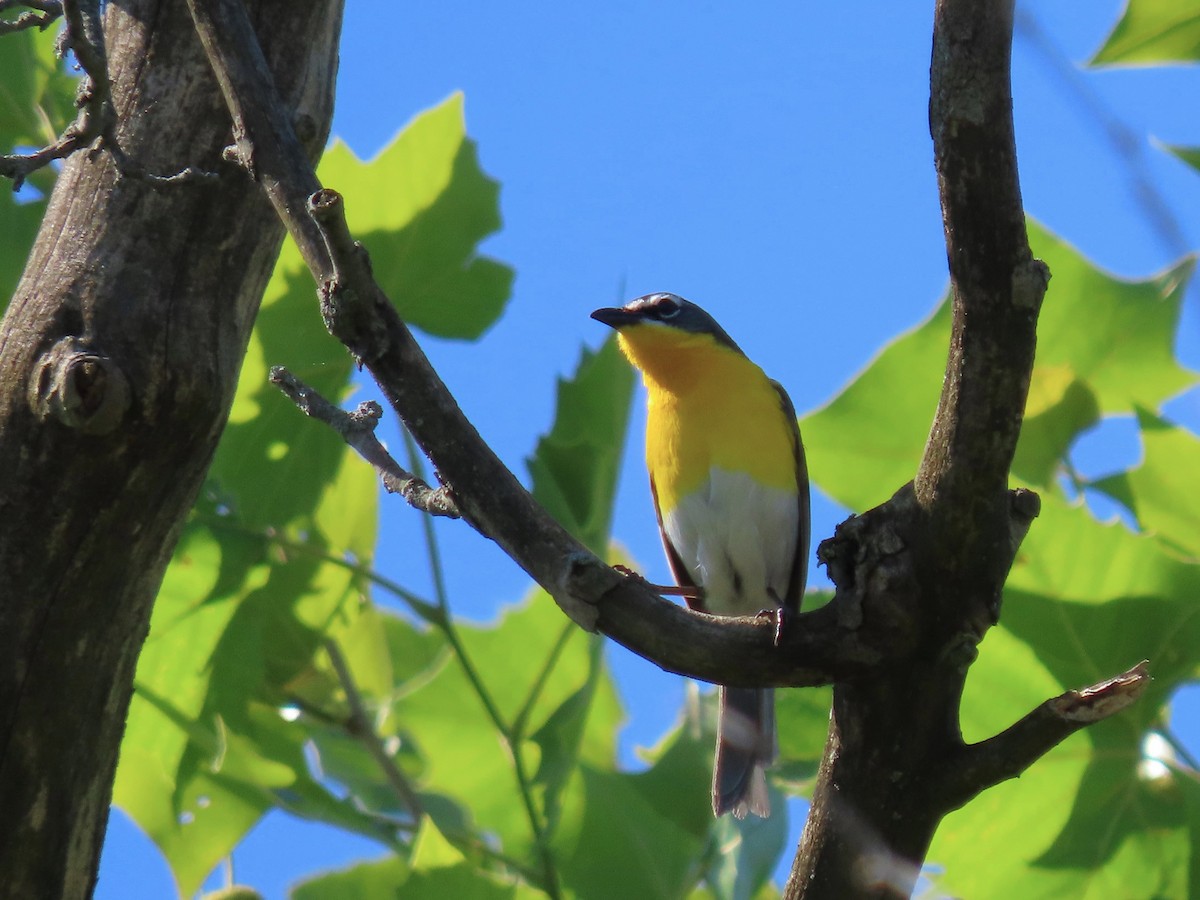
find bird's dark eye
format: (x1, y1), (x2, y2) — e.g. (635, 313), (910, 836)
(654, 297), (681, 319)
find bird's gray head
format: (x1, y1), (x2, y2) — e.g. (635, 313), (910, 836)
(590, 293), (743, 353)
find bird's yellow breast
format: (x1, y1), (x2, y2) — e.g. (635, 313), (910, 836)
(617, 325), (798, 515)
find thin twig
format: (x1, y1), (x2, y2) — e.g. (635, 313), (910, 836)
(509, 621), (576, 742)
(269, 366), (460, 518)
(0, 0), (218, 189)
(400, 427), (563, 899)
(0, 0), (62, 33)
(401, 428), (458, 602)
(324, 638), (425, 819)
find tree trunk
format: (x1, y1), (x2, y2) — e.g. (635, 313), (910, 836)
(0, 2), (342, 896)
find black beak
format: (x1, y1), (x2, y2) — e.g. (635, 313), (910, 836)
(590, 306), (639, 329)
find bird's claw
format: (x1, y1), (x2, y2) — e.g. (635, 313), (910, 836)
(612, 564), (704, 601)
(756, 602), (789, 647)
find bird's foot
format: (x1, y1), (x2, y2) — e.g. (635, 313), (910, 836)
(612, 564), (704, 601)
(757, 593), (789, 647)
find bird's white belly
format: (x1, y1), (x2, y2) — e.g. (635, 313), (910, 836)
(662, 467), (799, 617)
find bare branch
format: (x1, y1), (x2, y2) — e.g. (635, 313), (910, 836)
(0, 0), (109, 190)
(939, 661), (1152, 810)
(1, 0), (217, 189)
(0, 0), (62, 34)
(185, 0), (330, 272)
(269, 366), (460, 518)
(324, 639), (425, 820)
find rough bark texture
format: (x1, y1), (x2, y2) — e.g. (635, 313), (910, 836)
(782, 2), (1049, 896)
(0, 1), (342, 895)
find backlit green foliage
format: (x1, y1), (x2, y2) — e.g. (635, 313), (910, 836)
(3, 10), (1200, 900)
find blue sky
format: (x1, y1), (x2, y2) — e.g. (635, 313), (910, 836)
(97, 2), (1200, 896)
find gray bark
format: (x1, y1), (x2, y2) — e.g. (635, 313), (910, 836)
(0, 1), (342, 895)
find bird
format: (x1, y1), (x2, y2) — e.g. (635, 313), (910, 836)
(591, 292), (809, 819)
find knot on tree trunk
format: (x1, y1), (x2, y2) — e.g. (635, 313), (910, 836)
(817, 484), (926, 665)
(27, 336), (131, 435)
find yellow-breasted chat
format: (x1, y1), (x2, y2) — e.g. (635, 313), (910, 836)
(592, 292), (810, 818)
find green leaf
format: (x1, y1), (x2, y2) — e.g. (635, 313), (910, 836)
(0, 188), (48, 312)
(1091, 0), (1200, 66)
(801, 222), (1195, 509)
(1027, 223), (1195, 419)
(553, 725), (714, 900)
(315, 92), (512, 339)
(1164, 144), (1200, 177)
(932, 494), (1200, 897)
(529, 637), (606, 834)
(115, 443), (386, 895)
(209, 269), (357, 533)
(1176, 769), (1200, 899)
(800, 299), (949, 511)
(1091, 410), (1200, 557)
(291, 856), (412, 900)
(291, 821), (545, 899)
(0, 28), (77, 151)
(0, 29), (76, 313)
(528, 336), (635, 554)
(706, 794), (788, 900)
(1011, 366), (1100, 488)
(774, 684), (832, 785)
(389, 590), (623, 864)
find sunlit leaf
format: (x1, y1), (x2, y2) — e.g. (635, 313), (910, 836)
(291, 820), (545, 899)
(932, 493), (1200, 897)
(0, 28), (77, 151)
(389, 590), (623, 864)
(802, 223), (1195, 510)
(706, 797), (789, 900)
(553, 725), (714, 900)
(775, 683), (832, 785)
(314, 92), (512, 340)
(1164, 144), (1200, 177)
(115, 444), (385, 895)
(800, 298), (948, 511)
(291, 856), (411, 900)
(528, 336), (635, 554)
(0, 29), (76, 311)
(1091, 409), (1200, 557)
(1091, 0), (1200, 66)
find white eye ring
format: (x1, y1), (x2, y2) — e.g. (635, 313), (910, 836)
(655, 300), (681, 319)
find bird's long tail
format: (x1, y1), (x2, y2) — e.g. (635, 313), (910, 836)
(713, 686), (776, 818)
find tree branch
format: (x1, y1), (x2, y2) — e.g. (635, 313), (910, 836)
(185, 0), (330, 274)
(784, 3), (1074, 896)
(0, 0), (62, 34)
(269, 366), (460, 518)
(186, 0), (912, 691)
(0, 0), (218, 188)
(323, 639), (425, 819)
(920, 0), (1051, 607)
(187, 5), (1146, 899)
(938, 661), (1151, 810)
